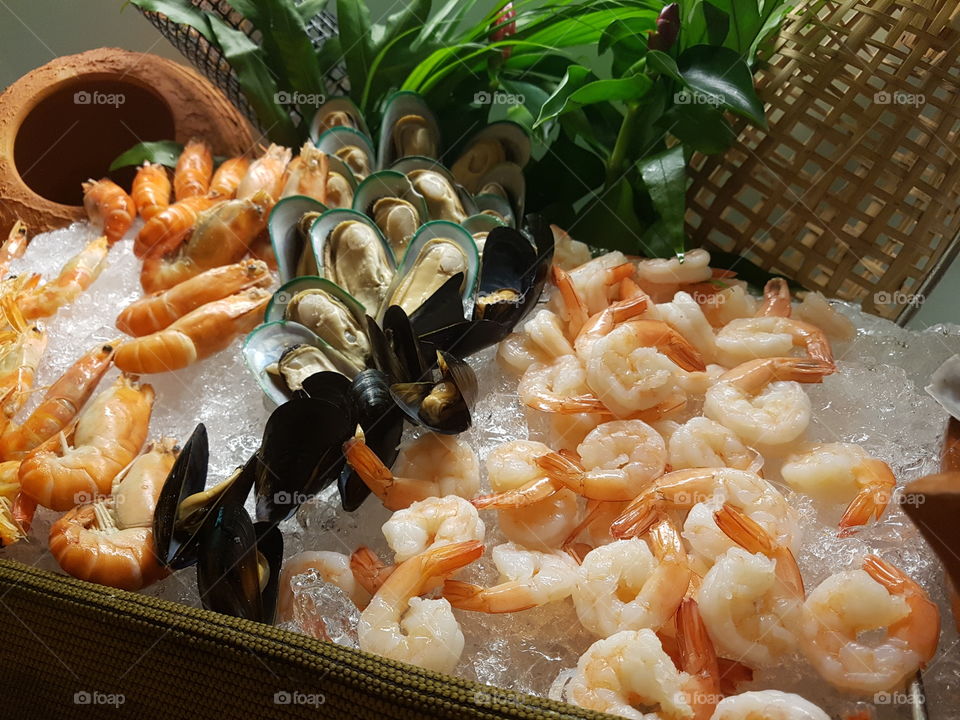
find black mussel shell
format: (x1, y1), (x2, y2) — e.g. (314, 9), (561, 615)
(382, 305), (427, 380)
(154, 424), (209, 569)
(339, 369), (404, 511)
(253, 521), (283, 625)
(409, 273), (467, 337)
(254, 395), (357, 524)
(418, 317), (509, 358)
(473, 226), (537, 326)
(197, 503), (263, 621)
(390, 351), (476, 434)
(367, 316), (405, 383)
(297, 371), (353, 410)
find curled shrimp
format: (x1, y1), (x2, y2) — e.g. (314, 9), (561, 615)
(645, 291), (719, 364)
(668, 417), (762, 474)
(537, 419), (667, 501)
(443, 542), (578, 613)
(474, 439), (579, 551)
(519, 354), (610, 414)
(800, 554), (939, 694)
(573, 294), (650, 360)
(0, 320), (46, 425)
(710, 691), (830, 720)
(207, 157), (250, 199)
(564, 251), (635, 316)
(358, 540), (483, 673)
(525, 308), (577, 360)
(237, 144), (292, 200)
(794, 291), (855, 342)
(277, 550), (371, 627)
(140, 191), (271, 293)
(116, 258), (270, 337)
(0, 340), (115, 460)
(82, 178), (136, 245)
(565, 601), (720, 720)
(573, 516), (691, 636)
(756, 278), (792, 318)
(551, 225), (591, 270)
(382, 495), (485, 563)
(131, 162), (171, 221)
(173, 139), (213, 200)
(133, 195), (217, 259)
(611, 468), (799, 569)
(704, 357), (834, 446)
(19, 374), (154, 510)
(18, 235), (108, 320)
(780, 443), (895, 536)
(0, 220), (29, 275)
(716, 316), (834, 367)
(350, 546), (396, 597)
(48, 438), (176, 590)
(698, 504), (805, 668)
(114, 287), (270, 373)
(343, 433), (479, 511)
(547, 411), (604, 454)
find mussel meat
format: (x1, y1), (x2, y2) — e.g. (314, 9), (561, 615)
(268, 344), (344, 391)
(284, 289), (370, 372)
(391, 350), (477, 434)
(372, 197), (420, 260)
(322, 220), (395, 313)
(407, 169), (467, 223)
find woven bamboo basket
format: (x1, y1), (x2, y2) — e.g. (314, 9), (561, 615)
(687, 0), (960, 324)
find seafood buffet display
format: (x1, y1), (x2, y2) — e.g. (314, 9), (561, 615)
(0, 90), (958, 720)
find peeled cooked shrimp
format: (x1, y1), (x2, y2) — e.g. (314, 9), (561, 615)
(573, 517), (691, 637)
(358, 540), (483, 673)
(550, 225), (592, 270)
(668, 417), (762, 474)
(537, 419), (667, 501)
(82, 178), (136, 245)
(644, 291), (719, 364)
(715, 316), (834, 367)
(443, 542), (578, 613)
(548, 412), (604, 454)
(704, 357), (834, 446)
(697, 504), (805, 668)
(800, 554), (939, 694)
(780, 443), (896, 536)
(519, 354), (610, 414)
(694, 282), (758, 328)
(19, 374), (154, 510)
(525, 308), (577, 360)
(48, 438), (176, 590)
(382, 495), (485, 563)
(131, 161), (171, 221)
(18, 235), (109, 320)
(114, 287), (270, 373)
(709, 691), (830, 720)
(794, 291), (855, 342)
(635, 248), (713, 288)
(344, 433), (479, 511)
(173, 139), (213, 200)
(277, 550), (371, 626)
(564, 251), (635, 316)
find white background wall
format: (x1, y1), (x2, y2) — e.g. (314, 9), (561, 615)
(0, 0), (955, 329)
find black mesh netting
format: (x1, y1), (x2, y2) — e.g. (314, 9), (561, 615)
(138, 0), (350, 134)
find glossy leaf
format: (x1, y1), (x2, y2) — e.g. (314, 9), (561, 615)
(707, 0), (760, 54)
(109, 140), (183, 171)
(677, 45), (767, 127)
(637, 145), (687, 257)
(127, 0), (214, 41)
(571, 178), (644, 254)
(661, 103), (735, 154)
(337, 0), (376, 108)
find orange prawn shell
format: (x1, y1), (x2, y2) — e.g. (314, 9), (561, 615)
(208, 157), (250, 199)
(49, 505), (168, 591)
(173, 139), (213, 200)
(82, 178), (136, 245)
(133, 195), (217, 259)
(131, 162), (172, 221)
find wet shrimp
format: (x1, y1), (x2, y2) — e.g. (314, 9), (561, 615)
(611, 468), (799, 569)
(358, 540), (483, 673)
(794, 291), (855, 342)
(281, 142), (335, 203)
(697, 504), (805, 668)
(715, 316), (834, 367)
(19, 374), (154, 511)
(537, 419), (666, 501)
(550, 225), (591, 270)
(443, 542), (578, 613)
(277, 550), (371, 625)
(343, 433), (479, 511)
(780, 443), (896, 536)
(0, 340), (115, 460)
(131, 162), (171, 221)
(237, 144), (291, 200)
(133, 194), (218, 258)
(0, 320), (46, 426)
(634, 249), (713, 302)
(140, 191), (271, 293)
(207, 157), (249, 199)
(704, 357), (834, 446)
(573, 294), (650, 360)
(382, 495), (485, 563)
(800, 554), (939, 694)
(0, 221), (29, 275)
(573, 516), (691, 636)
(18, 235), (109, 320)
(116, 258), (270, 337)
(695, 282), (759, 328)
(173, 139), (213, 200)
(473, 440), (579, 551)
(114, 287), (270, 373)
(644, 291), (719, 364)
(82, 178), (136, 245)
(564, 251), (635, 315)
(668, 417), (762, 474)
(48, 439), (176, 590)
(709, 691), (830, 720)
(519, 354), (610, 414)
(547, 412), (604, 454)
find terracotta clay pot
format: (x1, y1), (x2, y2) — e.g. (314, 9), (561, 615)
(0, 48), (256, 236)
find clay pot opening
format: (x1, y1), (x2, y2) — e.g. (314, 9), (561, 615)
(13, 76), (176, 207)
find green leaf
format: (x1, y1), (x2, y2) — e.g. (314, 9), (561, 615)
(568, 75), (653, 108)
(599, 16), (655, 76)
(646, 50), (682, 81)
(380, 0), (432, 53)
(707, 0), (760, 54)
(296, 0), (327, 21)
(680, 0), (708, 50)
(637, 145), (687, 256)
(702, 2), (730, 46)
(660, 103), (735, 154)
(533, 65), (592, 127)
(109, 140), (183, 171)
(571, 178), (645, 254)
(677, 45), (766, 127)
(337, 0), (376, 107)
(206, 16), (299, 144)
(751, 2), (793, 58)
(126, 0), (214, 41)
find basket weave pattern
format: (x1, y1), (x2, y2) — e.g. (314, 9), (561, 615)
(687, 0), (960, 323)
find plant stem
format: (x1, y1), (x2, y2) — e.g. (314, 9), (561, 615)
(605, 102), (641, 189)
